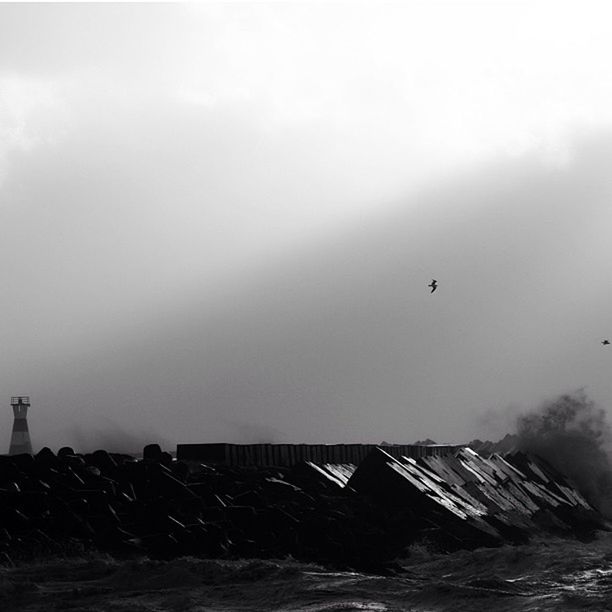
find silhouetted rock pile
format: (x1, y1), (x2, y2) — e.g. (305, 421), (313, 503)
(347, 447), (606, 550)
(0, 445), (607, 569)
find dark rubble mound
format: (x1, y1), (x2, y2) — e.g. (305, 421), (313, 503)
(346, 446), (606, 551)
(0, 444), (606, 569)
(0, 447), (400, 570)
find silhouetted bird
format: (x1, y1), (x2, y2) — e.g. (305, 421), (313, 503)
(602, 340), (610, 346)
(428, 279), (438, 293)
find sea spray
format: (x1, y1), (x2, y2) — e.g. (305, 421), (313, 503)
(514, 389), (612, 516)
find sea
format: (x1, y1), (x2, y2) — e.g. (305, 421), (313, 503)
(2, 533), (612, 612)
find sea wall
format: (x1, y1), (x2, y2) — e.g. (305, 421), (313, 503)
(346, 447), (605, 550)
(0, 444), (607, 570)
(176, 443), (462, 466)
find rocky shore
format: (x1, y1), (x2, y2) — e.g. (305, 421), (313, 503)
(0, 444), (607, 571)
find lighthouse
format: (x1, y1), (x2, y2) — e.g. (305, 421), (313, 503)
(9, 396), (33, 455)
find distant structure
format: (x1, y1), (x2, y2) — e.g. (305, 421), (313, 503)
(9, 396), (33, 455)
(176, 442), (463, 467)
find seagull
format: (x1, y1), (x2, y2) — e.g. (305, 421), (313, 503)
(428, 279), (438, 293)
(602, 340), (610, 346)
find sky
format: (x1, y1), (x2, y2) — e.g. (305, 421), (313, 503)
(2, 1), (612, 453)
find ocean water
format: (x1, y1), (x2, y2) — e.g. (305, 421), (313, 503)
(2, 533), (612, 611)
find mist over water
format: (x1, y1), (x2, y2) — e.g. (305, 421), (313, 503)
(514, 389), (612, 516)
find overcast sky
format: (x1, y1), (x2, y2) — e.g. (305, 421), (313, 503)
(2, 1), (612, 452)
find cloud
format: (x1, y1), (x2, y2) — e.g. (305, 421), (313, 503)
(4, 2), (612, 193)
(3, 131), (612, 450)
(0, 75), (65, 184)
(3, 3), (612, 451)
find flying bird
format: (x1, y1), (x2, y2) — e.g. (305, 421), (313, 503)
(602, 340), (610, 346)
(428, 279), (438, 293)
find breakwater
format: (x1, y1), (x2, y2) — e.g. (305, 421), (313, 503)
(176, 442), (463, 466)
(0, 444), (607, 570)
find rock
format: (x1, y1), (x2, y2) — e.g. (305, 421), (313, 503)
(226, 505), (257, 531)
(348, 447), (503, 550)
(0, 442), (604, 565)
(171, 461), (189, 482)
(9, 454), (34, 471)
(89, 450), (117, 474)
(143, 444), (163, 462)
(290, 461), (348, 491)
(160, 451), (173, 467)
(35, 447), (58, 470)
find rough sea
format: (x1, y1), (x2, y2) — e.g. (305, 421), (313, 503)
(2, 532), (612, 611)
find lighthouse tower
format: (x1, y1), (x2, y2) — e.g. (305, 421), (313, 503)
(9, 396), (33, 455)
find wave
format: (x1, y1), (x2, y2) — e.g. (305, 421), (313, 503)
(3, 534), (612, 611)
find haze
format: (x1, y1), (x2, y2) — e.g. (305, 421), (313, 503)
(2, 1), (612, 452)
